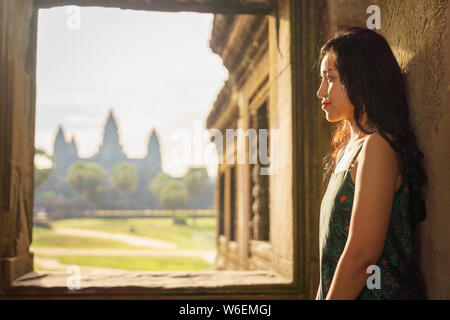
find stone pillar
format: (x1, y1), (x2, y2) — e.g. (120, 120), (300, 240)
(0, 0), (37, 290)
(285, 0), (329, 298)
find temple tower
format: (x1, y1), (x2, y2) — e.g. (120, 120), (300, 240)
(93, 110), (127, 170)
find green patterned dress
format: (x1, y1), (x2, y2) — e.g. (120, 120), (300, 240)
(317, 143), (424, 300)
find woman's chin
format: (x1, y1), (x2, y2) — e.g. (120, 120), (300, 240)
(324, 113), (339, 122)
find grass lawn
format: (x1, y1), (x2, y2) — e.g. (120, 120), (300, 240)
(44, 255), (212, 271)
(52, 217), (217, 251)
(31, 227), (144, 250)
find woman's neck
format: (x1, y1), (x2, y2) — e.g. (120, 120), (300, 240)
(347, 119), (365, 143)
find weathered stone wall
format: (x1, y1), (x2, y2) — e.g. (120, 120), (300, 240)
(326, 0), (380, 36)
(379, 0), (449, 299)
(0, 0), (37, 288)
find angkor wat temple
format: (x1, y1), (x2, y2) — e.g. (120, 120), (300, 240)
(36, 110), (213, 217)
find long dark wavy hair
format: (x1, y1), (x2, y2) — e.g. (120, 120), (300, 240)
(318, 27), (427, 227)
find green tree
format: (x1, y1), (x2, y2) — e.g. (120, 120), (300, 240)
(159, 180), (188, 210)
(149, 171), (172, 197)
(183, 167), (208, 197)
(149, 172), (189, 223)
(111, 162), (138, 195)
(38, 190), (58, 202)
(65, 161), (107, 205)
(34, 148), (54, 188)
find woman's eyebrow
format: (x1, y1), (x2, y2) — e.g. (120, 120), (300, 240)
(322, 67), (335, 73)
(319, 68), (335, 77)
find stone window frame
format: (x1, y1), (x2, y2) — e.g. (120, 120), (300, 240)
(1, 0), (328, 299)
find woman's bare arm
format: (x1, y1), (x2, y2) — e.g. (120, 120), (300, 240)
(325, 133), (400, 300)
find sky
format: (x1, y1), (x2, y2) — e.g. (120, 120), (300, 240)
(35, 6), (228, 177)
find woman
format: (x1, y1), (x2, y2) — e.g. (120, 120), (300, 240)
(315, 27), (427, 300)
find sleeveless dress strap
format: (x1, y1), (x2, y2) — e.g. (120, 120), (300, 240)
(349, 144), (364, 168)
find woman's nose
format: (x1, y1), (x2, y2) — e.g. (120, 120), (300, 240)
(316, 88), (322, 99)
(317, 82), (326, 99)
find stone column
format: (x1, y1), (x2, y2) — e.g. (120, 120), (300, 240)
(0, 0), (37, 290)
(289, 0), (329, 299)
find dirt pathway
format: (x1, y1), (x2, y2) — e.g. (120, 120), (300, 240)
(54, 227), (178, 249)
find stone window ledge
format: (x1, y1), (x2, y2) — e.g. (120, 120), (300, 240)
(4, 270), (300, 299)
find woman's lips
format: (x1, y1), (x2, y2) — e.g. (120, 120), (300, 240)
(322, 103), (331, 110)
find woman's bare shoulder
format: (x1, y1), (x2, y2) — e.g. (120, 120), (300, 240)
(363, 132), (395, 153)
(360, 132), (399, 173)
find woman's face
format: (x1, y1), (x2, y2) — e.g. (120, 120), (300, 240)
(317, 53), (354, 122)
